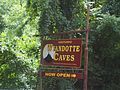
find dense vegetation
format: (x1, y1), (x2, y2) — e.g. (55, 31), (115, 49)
(0, 0), (120, 90)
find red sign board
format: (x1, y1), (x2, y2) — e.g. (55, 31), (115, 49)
(41, 72), (83, 79)
(41, 39), (82, 68)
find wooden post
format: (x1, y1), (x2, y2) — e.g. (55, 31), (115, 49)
(83, 3), (90, 90)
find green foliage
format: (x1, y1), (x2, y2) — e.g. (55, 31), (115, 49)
(90, 15), (120, 90)
(0, 0), (40, 89)
(102, 0), (120, 16)
(0, 31), (39, 89)
(0, 15), (5, 33)
(42, 77), (74, 90)
(38, 0), (86, 35)
(26, 0), (38, 18)
(0, 2), (5, 33)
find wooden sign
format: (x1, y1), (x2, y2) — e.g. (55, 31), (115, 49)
(41, 72), (83, 79)
(41, 39), (82, 68)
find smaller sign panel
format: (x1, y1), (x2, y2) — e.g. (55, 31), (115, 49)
(41, 39), (82, 68)
(41, 72), (83, 79)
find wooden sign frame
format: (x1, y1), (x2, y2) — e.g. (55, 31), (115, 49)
(41, 38), (82, 68)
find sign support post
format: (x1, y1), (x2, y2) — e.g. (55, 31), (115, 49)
(83, 3), (90, 90)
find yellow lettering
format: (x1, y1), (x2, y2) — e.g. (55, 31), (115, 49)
(61, 46), (65, 52)
(73, 46), (76, 52)
(54, 54), (75, 62)
(65, 46), (69, 52)
(54, 53), (59, 61)
(58, 46), (62, 51)
(69, 46), (72, 52)
(45, 73), (56, 77)
(66, 74), (70, 77)
(76, 46), (80, 52)
(48, 44), (53, 51)
(54, 46), (58, 52)
(71, 55), (75, 61)
(52, 45), (81, 52)
(59, 55), (63, 61)
(62, 55), (66, 61)
(66, 55), (71, 61)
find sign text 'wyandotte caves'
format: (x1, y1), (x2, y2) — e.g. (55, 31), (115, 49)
(41, 39), (82, 68)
